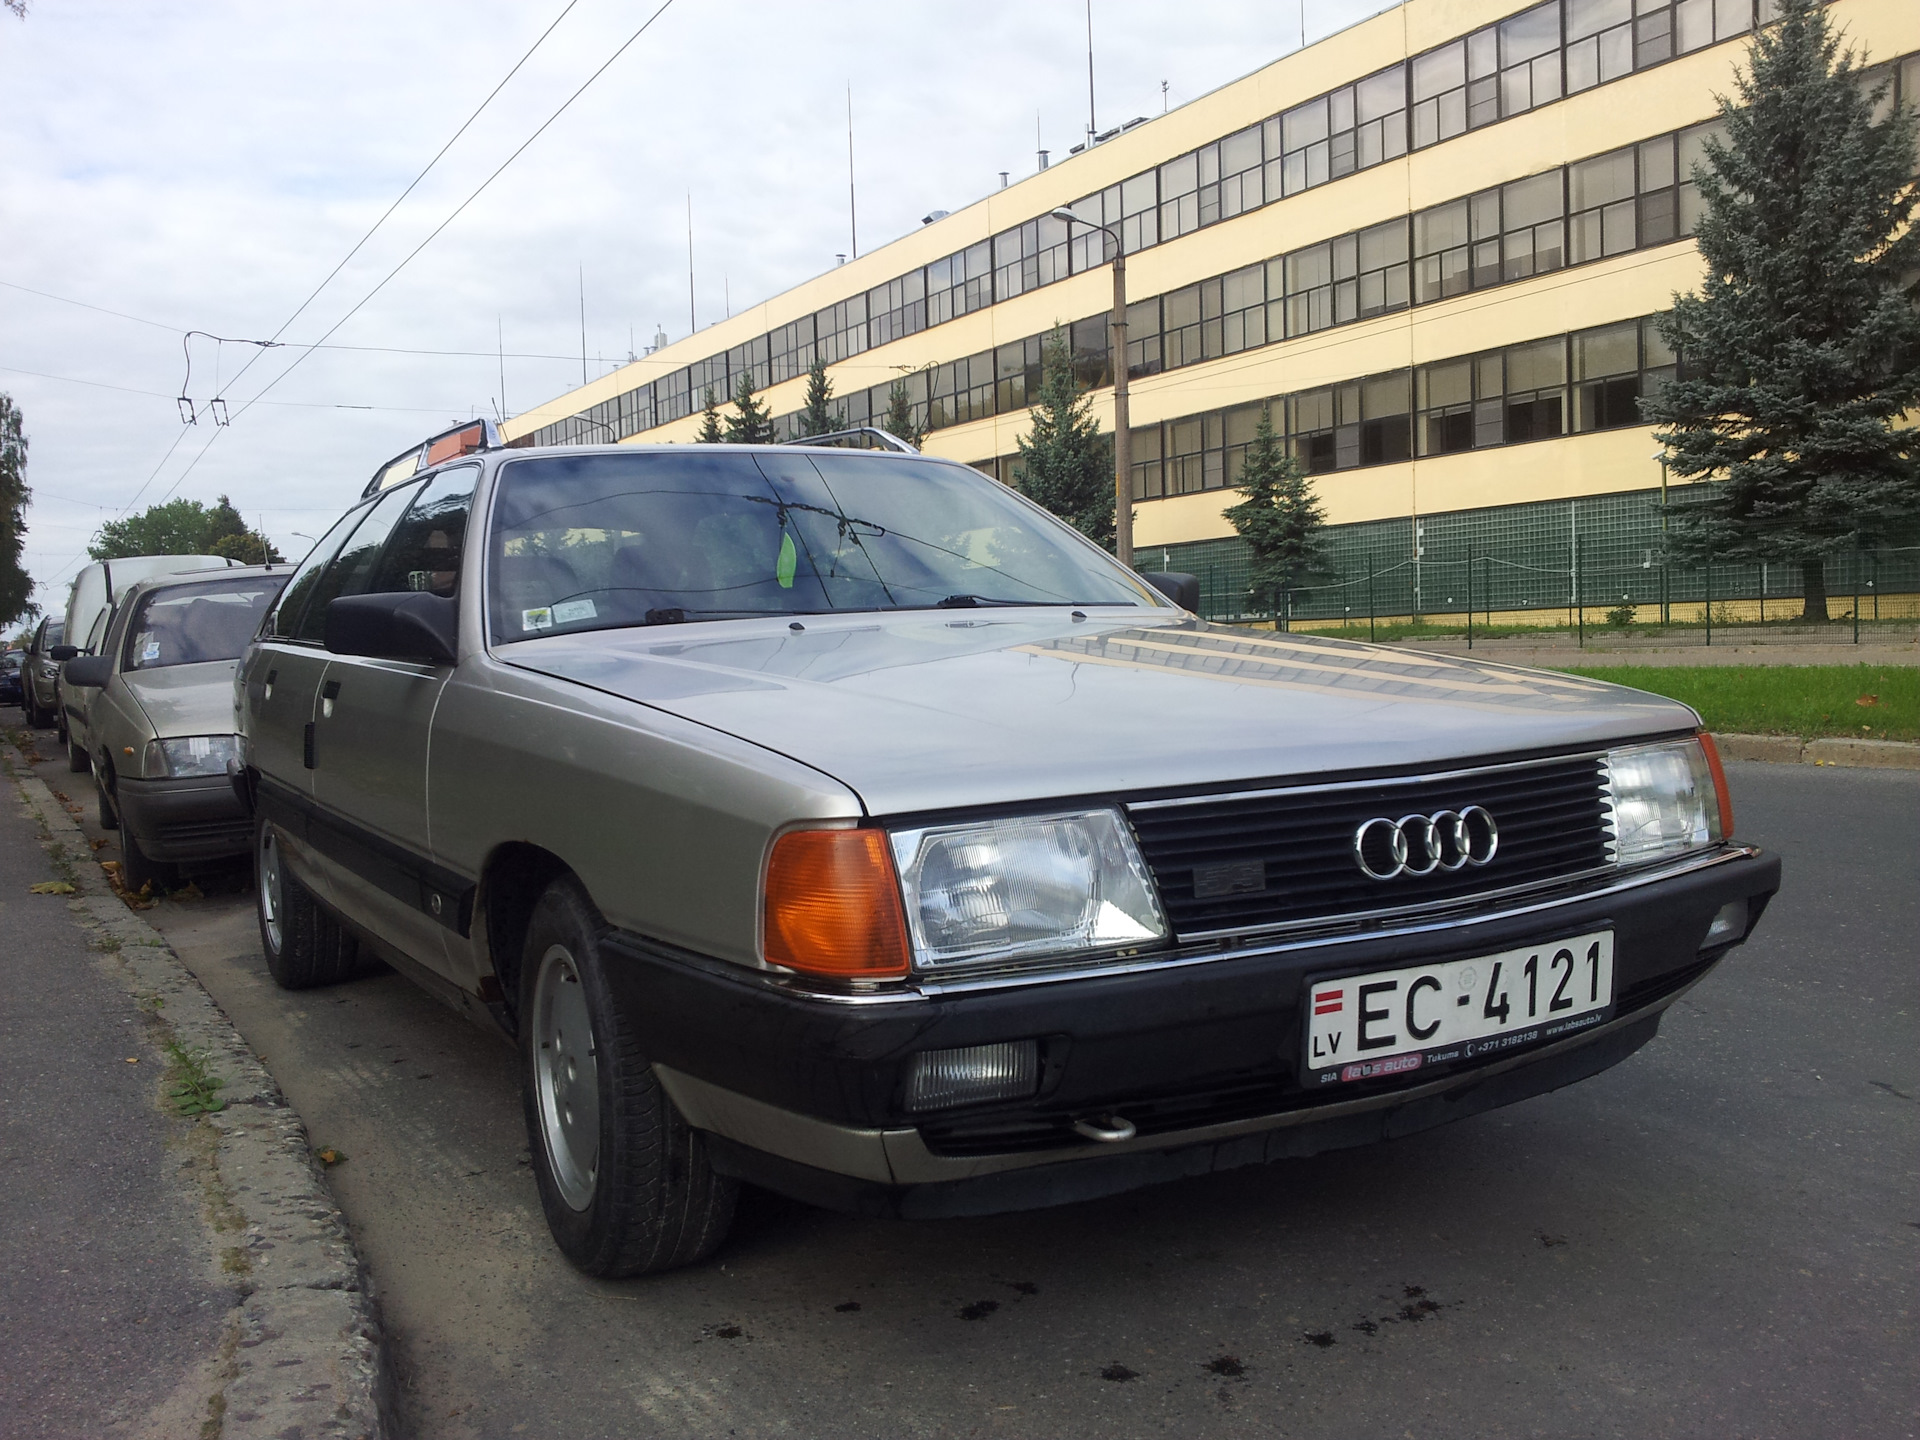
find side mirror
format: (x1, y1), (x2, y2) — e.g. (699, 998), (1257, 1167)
(48, 644), (79, 662)
(1140, 572), (1200, 611)
(325, 592), (458, 667)
(63, 655), (113, 689)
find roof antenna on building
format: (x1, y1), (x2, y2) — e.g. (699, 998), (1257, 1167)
(846, 84), (859, 260)
(1084, 0), (1097, 145)
(578, 265), (588, 386)
(1299, 0), (1306, 50)
(685, 194), (697, 333)
(1161, 79), (1169, 113)
(1037, 110), (1048, 171)
(497, 315), (507, 419)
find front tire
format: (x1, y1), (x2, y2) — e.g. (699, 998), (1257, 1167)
(67, 732), (89, 773)
(520, 878), (736, 1277)
(96, 777), (119, 831)
(120, 828), (174, 895)
(255, 818), (366, 988)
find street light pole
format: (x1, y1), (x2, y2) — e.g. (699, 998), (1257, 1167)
(1051, 209), (1132, 566)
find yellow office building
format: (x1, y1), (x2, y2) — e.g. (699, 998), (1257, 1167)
(503, 0), (1919, 622)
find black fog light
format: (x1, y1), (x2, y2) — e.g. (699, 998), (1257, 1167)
(1702, 898), (1749, 948)
(903, 1041), (1039, 1113)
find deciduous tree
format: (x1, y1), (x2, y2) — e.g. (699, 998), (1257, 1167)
(0, 395), (32, 625)
(89, 494), (280, 563)
(1645, 0), (1920, 621)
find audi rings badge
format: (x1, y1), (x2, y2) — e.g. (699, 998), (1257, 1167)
(1352, 807), (1499, 881)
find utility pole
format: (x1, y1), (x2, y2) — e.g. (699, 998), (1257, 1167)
(1052, 209), (1131, 565)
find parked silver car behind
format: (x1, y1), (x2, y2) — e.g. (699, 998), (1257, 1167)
(63, 567), (286, 891)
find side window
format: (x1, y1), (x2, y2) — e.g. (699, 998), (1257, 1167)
(270, 502), (373, 640)
(367, 465), (479, 598)
(292, 482), (423, 642)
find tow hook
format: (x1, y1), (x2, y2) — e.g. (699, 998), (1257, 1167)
(1071, 1114), (1136, 1143)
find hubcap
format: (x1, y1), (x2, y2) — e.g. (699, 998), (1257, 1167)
(257, 828), (283, 954)
(532, 945), (600, 1211)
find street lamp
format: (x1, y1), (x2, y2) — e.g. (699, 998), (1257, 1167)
(1050, 208), (1133, 566)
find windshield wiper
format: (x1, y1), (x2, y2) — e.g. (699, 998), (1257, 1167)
(931, 594), (1130, 608)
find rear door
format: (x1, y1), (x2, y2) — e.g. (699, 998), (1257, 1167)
(308, 466), (478, 977)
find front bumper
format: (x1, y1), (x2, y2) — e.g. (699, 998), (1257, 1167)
(116, 775), (254, 863)
(603, 845), (1780, 1218)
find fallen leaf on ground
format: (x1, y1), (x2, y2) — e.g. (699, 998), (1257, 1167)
(316, 1148), (346, 1166)
(29, 880), (75, 895)
(1856, 694), (1880, 707)
(88, 838), (108, 851)
(125, 1057), (139, 1064)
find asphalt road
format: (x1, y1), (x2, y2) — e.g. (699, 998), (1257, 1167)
(12, 721), (1917, 1439)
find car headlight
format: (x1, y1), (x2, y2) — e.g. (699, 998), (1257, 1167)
(889, 809), (1168, 970)
(1606, 735), (1729, 866)
(144, 734), (240, 779)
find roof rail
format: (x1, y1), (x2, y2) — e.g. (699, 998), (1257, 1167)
(779, 427), (920, 454)
(363, 418), (503, 498)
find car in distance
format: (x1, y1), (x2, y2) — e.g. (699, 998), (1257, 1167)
(237, 421), (1781, 1278)
(63, 566), (286, 891)
(52, 554), (240, 772)
(0, 649), (22, 709)
(21, 615), (64, 728)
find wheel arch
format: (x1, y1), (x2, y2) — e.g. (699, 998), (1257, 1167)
(476, 841), (577, 1032)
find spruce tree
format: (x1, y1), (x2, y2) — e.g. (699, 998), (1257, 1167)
(798, 357), (841, 437)
(695, 386), (724, 444)
(1644, 0), (1920, 621)
(881, 380), (925, 449)
(723, 369), (776, 445)
(1222, 403), (1328, 620)
(1013, 328), (1114, 549)
(0, 394), (32, 625)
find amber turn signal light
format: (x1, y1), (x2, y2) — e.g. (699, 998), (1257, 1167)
(763, 829), (911, 978)
(1698, 731), (1735, 840)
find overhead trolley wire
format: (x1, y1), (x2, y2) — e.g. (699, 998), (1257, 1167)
(207, 0), (590, 406)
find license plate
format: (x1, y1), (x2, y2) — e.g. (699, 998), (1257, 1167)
(1304, 930), (1615, 1085)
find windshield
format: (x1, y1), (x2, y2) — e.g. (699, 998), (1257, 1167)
(122, 575), (284, 672)
(487, 449), (1155, 641)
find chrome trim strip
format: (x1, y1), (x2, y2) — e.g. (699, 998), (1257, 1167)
(1123, 748), (1612, 813)
(905, 844), (1755, 998)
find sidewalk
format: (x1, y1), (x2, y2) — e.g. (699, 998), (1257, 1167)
(0, 722), (387, 1438)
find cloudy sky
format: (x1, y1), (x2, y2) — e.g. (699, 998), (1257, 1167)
(2, 0), (1389, 621)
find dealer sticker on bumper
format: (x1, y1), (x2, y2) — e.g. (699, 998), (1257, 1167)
(1305, 930), (1614, 1085)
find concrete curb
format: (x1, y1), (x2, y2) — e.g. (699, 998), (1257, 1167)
(1714, 733), (1920, 769)
(3, 741), (391, 1440)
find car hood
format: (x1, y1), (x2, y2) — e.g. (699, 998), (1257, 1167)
(497, 612), (1697, 815)
(121, 661), (242, 739)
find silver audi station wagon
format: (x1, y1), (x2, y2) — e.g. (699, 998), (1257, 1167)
(237, 420), (1779, 1277)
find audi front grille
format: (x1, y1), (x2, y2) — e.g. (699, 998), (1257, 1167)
(1126, 753), (1613, 940)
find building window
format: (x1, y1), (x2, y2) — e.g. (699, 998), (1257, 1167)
(1162, 282), (1203, 368)
(927, 351), (995, 432)
(1355, 220), (1411, 318)
(867, 272), (927, 347)
(1124, 297), (1163, 377)
(1498, 3), (1564, 119)
(996, 336), (1044, 413)
(1571, 319), (1644, 430)
(1068, 172), (1158, 268)
(1165, 413), (1224, 494)
(1216, 264), (1269, 356)
(928, 241), (993, 326)
(1284, 239), (1350, 336)
(1070, 316), (1112, 390)
(992, 215), (1071, 302)
(1131, 423), (1164, 500)
(769, 316), (816, 385)
(1280, 63), (1407, 196)
(1569, 147), (1639, 262)
(725, 335), (771, 393)
(816, 295), (868, 365)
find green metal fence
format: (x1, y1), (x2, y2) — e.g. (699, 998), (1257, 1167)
(1146, 487), (1920, 630)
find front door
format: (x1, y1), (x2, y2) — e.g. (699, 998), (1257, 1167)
(305, 466), (479, 980)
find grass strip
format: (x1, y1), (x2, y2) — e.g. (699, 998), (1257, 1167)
(1555, 664), (1918, 742)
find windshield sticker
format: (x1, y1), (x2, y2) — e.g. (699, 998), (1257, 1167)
(552, 599), (597, 625)
(141, 641), (161, 661)
(521, 607), (554, 632)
